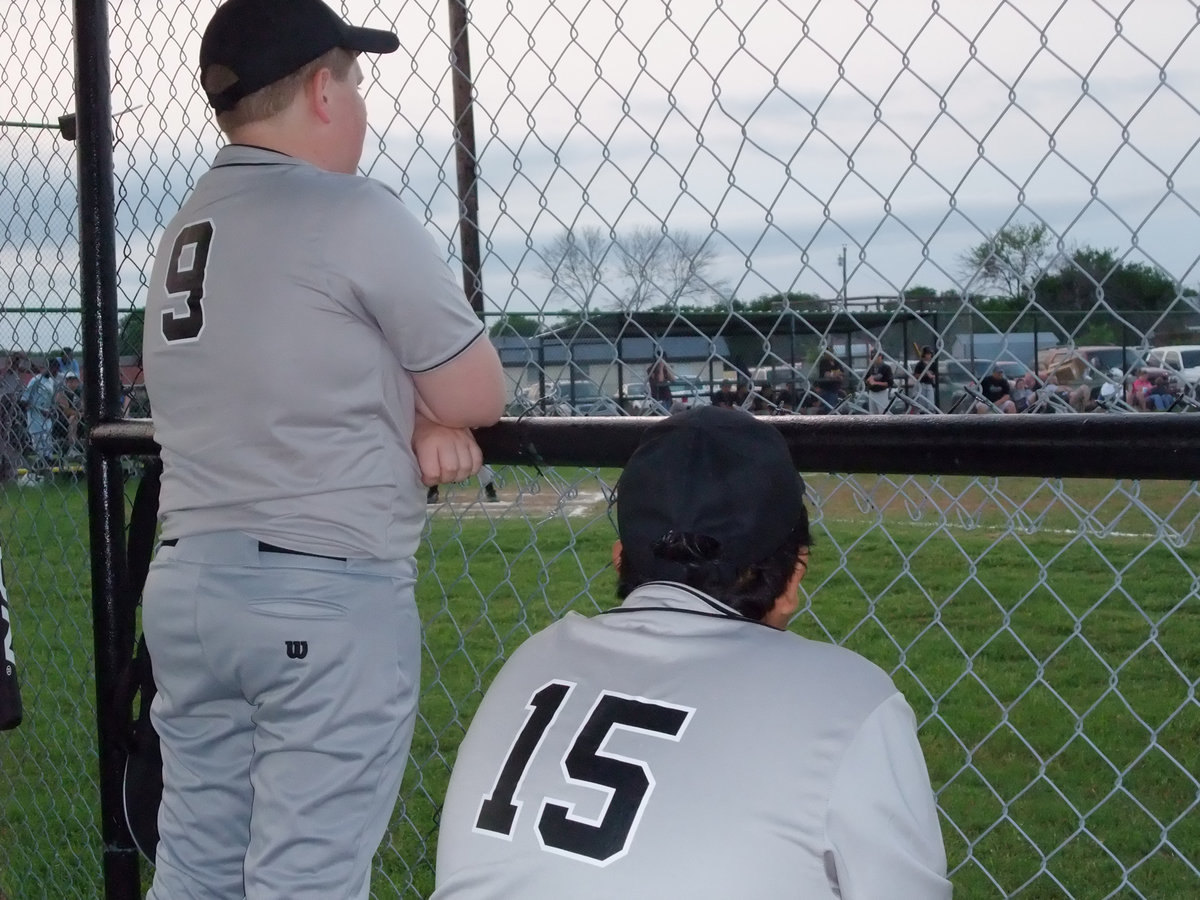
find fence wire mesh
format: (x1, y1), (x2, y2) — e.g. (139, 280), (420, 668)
(2, 0), (1199, 897)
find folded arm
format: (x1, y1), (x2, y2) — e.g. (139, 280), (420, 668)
(411, 336), (506, 486)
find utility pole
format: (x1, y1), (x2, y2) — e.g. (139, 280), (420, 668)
(837, 244), (848, 310)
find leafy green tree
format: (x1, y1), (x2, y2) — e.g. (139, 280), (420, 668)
(1035, 248), (1188, 333)
(118, 308), (144, 359)
(489, 314), (541, 338)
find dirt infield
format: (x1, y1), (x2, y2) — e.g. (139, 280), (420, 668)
(424, 468), (1190, 541)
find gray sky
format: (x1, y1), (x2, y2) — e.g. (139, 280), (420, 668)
(3, 0), (1200, 348)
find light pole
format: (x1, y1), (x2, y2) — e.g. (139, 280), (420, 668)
(836, 244), (848, 310)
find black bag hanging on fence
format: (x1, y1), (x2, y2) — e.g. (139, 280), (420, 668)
(0, 542), (24, 731)
(112, 458), (163, 864)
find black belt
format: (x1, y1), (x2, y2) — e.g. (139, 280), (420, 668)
(159, 538), (346, 562)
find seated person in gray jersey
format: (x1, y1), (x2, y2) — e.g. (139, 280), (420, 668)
(433, 405), (950, 900)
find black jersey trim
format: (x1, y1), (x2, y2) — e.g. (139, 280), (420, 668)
(407, 323), (488, 375)
(211, 160), (294, 170)
(599, 581), (772, 628)
(599, 606), (749, 623)
(211, 144), (296, 169)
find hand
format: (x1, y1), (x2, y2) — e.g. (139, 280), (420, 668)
(412, 415), (483, 487)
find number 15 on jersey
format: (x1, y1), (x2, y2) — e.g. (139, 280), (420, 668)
(473, 680), (694, 866)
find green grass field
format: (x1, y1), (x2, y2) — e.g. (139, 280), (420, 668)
(1, 471), (1197, 898)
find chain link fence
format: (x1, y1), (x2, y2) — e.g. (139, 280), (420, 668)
(2, 1), (1199, 897)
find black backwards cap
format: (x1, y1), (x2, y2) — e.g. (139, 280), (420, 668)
(616, 406), (806, 583)
(200, 0), (400, 113)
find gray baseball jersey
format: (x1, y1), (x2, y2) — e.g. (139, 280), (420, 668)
(143, 144), (484, 560)
(434, 582), (950, 899)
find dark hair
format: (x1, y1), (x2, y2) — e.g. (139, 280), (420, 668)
(616, 505), (812, 621)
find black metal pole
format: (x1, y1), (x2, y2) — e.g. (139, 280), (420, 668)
(447, 0), (484, 315)
(73, 0), (138, 897)
(95, 413), (1200, 482)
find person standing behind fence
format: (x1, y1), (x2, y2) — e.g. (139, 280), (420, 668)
(20, 358), (58, 467)
(646, 354), (674, 412)
(0, 353), (25, 479)
(910, 345), (938, 413)
(53, 371), (84, 458)
(55, 346), (80, 382)
(863, 346), (894, 414)
(139, 1), (505, 897)
(433, 406), (949, 899)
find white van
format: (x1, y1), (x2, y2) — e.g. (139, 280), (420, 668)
(1145, 345), (1200, 385)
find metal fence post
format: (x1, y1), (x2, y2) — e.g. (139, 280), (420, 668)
(447, 0), (484, 316)
(73, 0), (138, 896)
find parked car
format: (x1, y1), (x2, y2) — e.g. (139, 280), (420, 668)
(1145, 345), (1200, 387)
(634, 376), (713, 414)
(553, 380), (622, 416)
(507, 381), (621, 417)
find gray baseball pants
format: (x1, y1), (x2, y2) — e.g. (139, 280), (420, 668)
(143, 531), (420, 900)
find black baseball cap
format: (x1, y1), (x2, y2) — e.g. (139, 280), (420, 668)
(616, 406), (806, 581)
(200, 0), (400, 113)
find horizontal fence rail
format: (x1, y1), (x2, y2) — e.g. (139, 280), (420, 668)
(95, 415), (1200, 481)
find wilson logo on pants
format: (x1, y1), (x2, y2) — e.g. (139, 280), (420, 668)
(285, 641), (309, 660)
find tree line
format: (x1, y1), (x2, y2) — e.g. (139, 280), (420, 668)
(115, 221), (1194, 351)
(490, 222), (1196, 343)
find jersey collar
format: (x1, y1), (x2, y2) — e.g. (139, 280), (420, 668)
(211, 143), (300, 169)
(601, 581), (767, 626)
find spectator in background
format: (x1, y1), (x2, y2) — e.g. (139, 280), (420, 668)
(0, 352), (26, 479)
(646, 354), (674, 412)
(1129, 369), (1152, 411)
(909, 346), (938, 413)
(817, 351), (843, 378)
(710, 379), (737, 408)
(1009, 372), (1036, 413)
(773, 381), (800, 413)
(863, 346), (894, 414)
(974, 365), (1016, 414)
(805, 364), (846, 414)
(54, 371), (85, 458)
(1146, 374), (1176, 411)
(1094, 367), (1124, 410)
(21, 359), (60, 466)
(1034, 372), (1084, 412)
(56, 347), (80, 381)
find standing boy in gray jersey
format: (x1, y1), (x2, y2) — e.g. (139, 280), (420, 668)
(140, 0), (505, 897)
(434, 406), (949, 899)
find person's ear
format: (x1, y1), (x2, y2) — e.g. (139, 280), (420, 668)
(308, 67), (334, 124)
(611, 540), (623, 572)
(763, 549), (809, 629)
